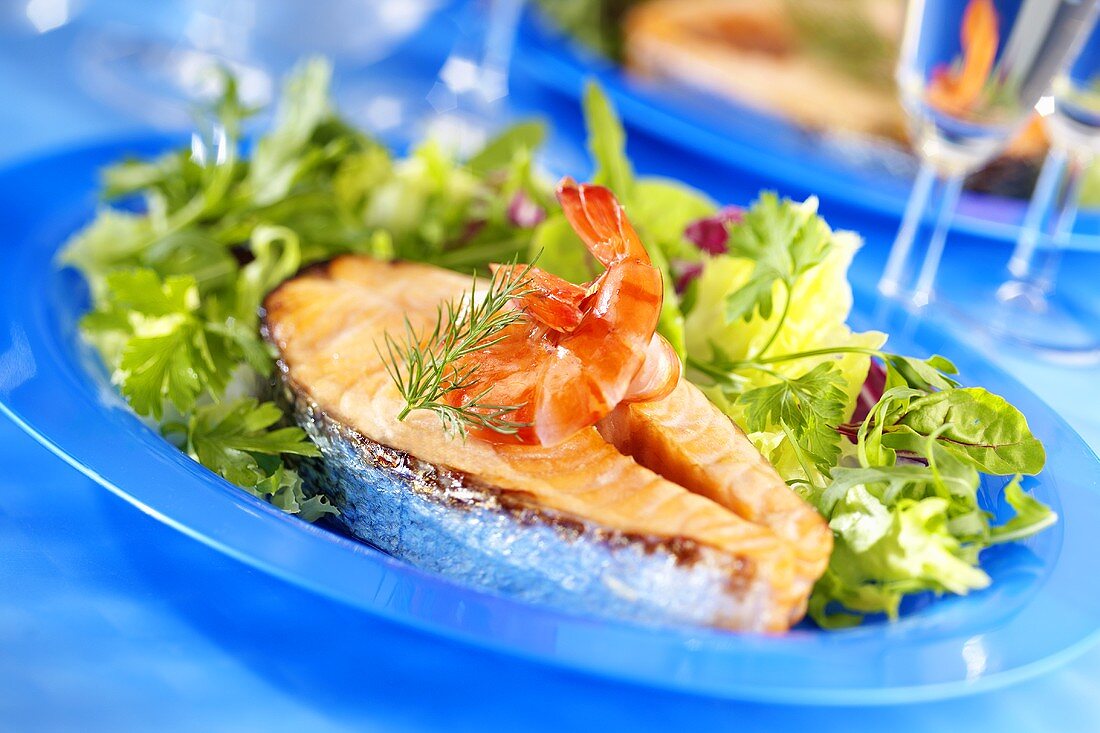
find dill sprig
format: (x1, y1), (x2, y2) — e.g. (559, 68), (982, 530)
(379, 261), (535, 439)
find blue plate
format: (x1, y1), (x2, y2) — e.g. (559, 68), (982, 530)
(3, 138), (1100, 705)
(515, 9), (1100, 252)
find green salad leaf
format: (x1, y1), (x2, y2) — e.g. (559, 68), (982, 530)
(584, 81), (634, 197)
(990, 476), (1059, 544)
(681, 191), (1052, 625)
(64, 58), (549, 520)
(529, 214), (596, 283)
(724, 192), (831, 326)
(82, 269), (240, 419)
(888, 388), (1046, 475)
(812, 483), (992, 626)
(466, 120), (547, 176)
(738, 362), (849, 475)
(629, 179), (716, 261)
(248, 57), (334, 205)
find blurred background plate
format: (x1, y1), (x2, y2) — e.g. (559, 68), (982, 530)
(3, 137), (1100, 704)
(516, 2), (1100, 252)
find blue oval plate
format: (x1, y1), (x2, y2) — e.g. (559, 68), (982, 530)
(514, 9), (1100, 252)
(3, 138), (1100, 705)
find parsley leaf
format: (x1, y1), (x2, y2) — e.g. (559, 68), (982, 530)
(163, 399), (334, 521)
(83, 269), (223, 418)
(724, 193), (831, 323)
(81, 267), (273, 419)
(738, 361), (848, 475)
(168, 398), (320, 487)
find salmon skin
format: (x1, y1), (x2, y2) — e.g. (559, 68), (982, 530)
(283, 389), (773, 629)
(263, 256), (824, 631)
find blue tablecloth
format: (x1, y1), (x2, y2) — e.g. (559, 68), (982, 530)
(2, 5), (1099, 731)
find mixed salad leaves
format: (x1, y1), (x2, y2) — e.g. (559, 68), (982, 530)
(64, 59), (1052, 627)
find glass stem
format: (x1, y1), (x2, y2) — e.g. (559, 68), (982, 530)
(430, 0), (527, 155)
(190, 113), (228, 169)
(878, 162), (964, 307)
(1004, 145), (1089, 302)
(478, 0), (527, 103)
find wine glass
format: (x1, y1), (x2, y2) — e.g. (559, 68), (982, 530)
(420, 0), (529, 156)
(981, 20), (1100, 357)
(878, 0), (1100, 308)
(72, 0), (442, 131)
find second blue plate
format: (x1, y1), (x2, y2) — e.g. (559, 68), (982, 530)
(514, 9), (1100, 252)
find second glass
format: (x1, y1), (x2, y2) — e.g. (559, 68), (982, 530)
(980, 18), (1100, 357)
(879, 0), (1100, 307)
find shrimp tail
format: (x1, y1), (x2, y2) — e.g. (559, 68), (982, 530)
(556, 178), (650, 265)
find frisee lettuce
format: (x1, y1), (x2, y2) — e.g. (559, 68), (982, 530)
(62, 59), (1054, 627)
(682, 191), (1050, 626)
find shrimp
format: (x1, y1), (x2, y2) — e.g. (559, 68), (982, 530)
(623, 334), (681, 404)
(487, 268), (681, 404)
(487, 263), (587, 334)
(443, 178), (680, 446)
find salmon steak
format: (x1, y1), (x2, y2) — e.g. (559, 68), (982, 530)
(263, 253), (831, 632)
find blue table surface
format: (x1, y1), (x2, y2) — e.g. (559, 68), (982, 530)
(3, 5), (1100, 731)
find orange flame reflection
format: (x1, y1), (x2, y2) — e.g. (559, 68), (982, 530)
(926, 0), (1000, 116)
